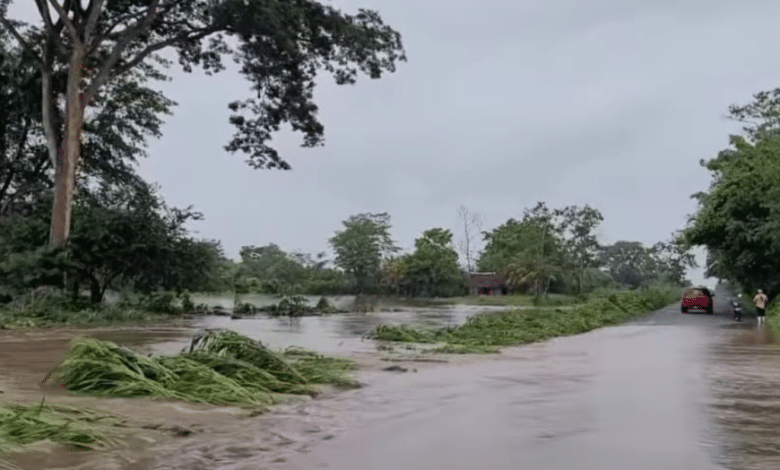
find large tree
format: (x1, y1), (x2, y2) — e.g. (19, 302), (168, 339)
(329, 212), (399, 294)
(684, 135), (780, 297)
(0, 25), (173, 218)
(400, 228), (463, 297)
(555, 204), (603, 295)
(0, 0), (405, 246)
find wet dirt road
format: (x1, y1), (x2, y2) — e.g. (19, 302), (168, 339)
(4, 295), (780, 469)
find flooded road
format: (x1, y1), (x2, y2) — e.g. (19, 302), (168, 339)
(3, 296), (780, 469)
(276, 310), (720, 470)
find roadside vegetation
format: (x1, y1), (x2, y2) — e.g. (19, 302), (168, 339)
(440, 294), (577, 308)
(371, 286), (681, 353)
(683, 90), (780, 319)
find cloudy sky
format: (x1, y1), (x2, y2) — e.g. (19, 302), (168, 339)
(11, 0), (780, 286)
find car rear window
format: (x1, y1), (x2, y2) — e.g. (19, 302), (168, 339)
(683, 289), (702, 298)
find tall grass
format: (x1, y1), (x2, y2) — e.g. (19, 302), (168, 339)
(371, 287), (681, 352)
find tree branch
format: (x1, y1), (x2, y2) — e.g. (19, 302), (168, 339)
(34, 0), (55, 29)
(47, 0), (82, 46)
(82, 0), (162, 105)
(84, 0), (106, 43)
(41, 40), (60, 169)
(33, 0), (70, 59)
(0, 17), (43, 67)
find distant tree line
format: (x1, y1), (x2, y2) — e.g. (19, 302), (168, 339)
(0, 6), (696, 305)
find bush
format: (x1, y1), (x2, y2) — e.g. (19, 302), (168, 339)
(139, 292), (180, 315)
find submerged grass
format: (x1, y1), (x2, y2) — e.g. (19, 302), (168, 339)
(0, 302), (160, 329)
(0, 402), (109, 450)
(57, 329), (358, 408)
(372, 287), (681, 352)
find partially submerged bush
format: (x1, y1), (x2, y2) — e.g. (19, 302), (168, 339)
(57, 329), (358, 407)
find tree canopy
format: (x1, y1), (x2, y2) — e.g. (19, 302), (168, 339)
(0, 0), (406, 245)
(329, 212), (399, 294)
(684, 135), (780, 297)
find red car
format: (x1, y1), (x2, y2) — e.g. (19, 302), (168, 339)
(681, 287), (713, 314)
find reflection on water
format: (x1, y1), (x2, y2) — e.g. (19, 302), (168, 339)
(706, 324), (780, 470)
(198, 304), (491, 352)
(93, 303), (505, 357)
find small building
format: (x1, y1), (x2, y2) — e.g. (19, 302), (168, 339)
(468, 272), (508, 296)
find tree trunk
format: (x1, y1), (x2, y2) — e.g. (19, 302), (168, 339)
(70, 274), (80, 302)
(90, 278), (103, 305)
(49, 46), (86, 247)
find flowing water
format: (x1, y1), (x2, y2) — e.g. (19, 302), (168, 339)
(3, 294), (780, 469)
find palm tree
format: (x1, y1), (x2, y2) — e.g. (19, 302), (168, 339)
(504, 257), (562, 297)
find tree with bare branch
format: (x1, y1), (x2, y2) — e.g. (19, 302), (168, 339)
(456, 204), (483, 273)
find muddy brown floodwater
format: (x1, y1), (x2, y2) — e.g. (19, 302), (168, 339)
(3, 294), (780, 469)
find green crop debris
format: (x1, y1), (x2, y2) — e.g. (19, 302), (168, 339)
(0, 402), (109, 450)
(371, 287), (681, 352)
(57, 329), (358, 407)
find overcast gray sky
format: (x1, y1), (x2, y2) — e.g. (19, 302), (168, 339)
(11, 0), (780, 286)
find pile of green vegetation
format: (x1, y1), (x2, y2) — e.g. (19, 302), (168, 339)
(57, 330), (358, 407)
(371, 287), (681, 353)
(0, 402), (110, 451)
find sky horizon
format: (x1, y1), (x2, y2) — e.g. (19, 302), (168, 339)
(10, 0), (780, 289)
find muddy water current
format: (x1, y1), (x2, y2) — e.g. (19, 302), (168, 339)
(3, 299), (780, 469)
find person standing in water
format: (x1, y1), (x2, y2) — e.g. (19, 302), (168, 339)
(753, 289), (769, 325)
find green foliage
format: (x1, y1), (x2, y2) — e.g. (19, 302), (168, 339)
(556, 205), (604, 295)
(383, 228), (465, 297)
(233, 244), (352, 296)
(0, 403), (108, 450)
(57, 329), (358, 407)
(684, 134), (780, 297)
(1, 0), (405, 222)
(443, 294), (575, 307)
(0, 245), (68, 293)
(598, 240), (692, 289)
(138, 292), (180, 315)
(767, 302), (780, 332)
(0, 29), (173, 218)
(478, 202), (591, 295)
(478, 217), (557, 274)
(0, 293), (156, 328)
(371, 287), (680, 351)
(181, 291), (195, 313)
(372, 325), (437, 343)
(0, 182), (227, 304)
(329, 212), (400, 293)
